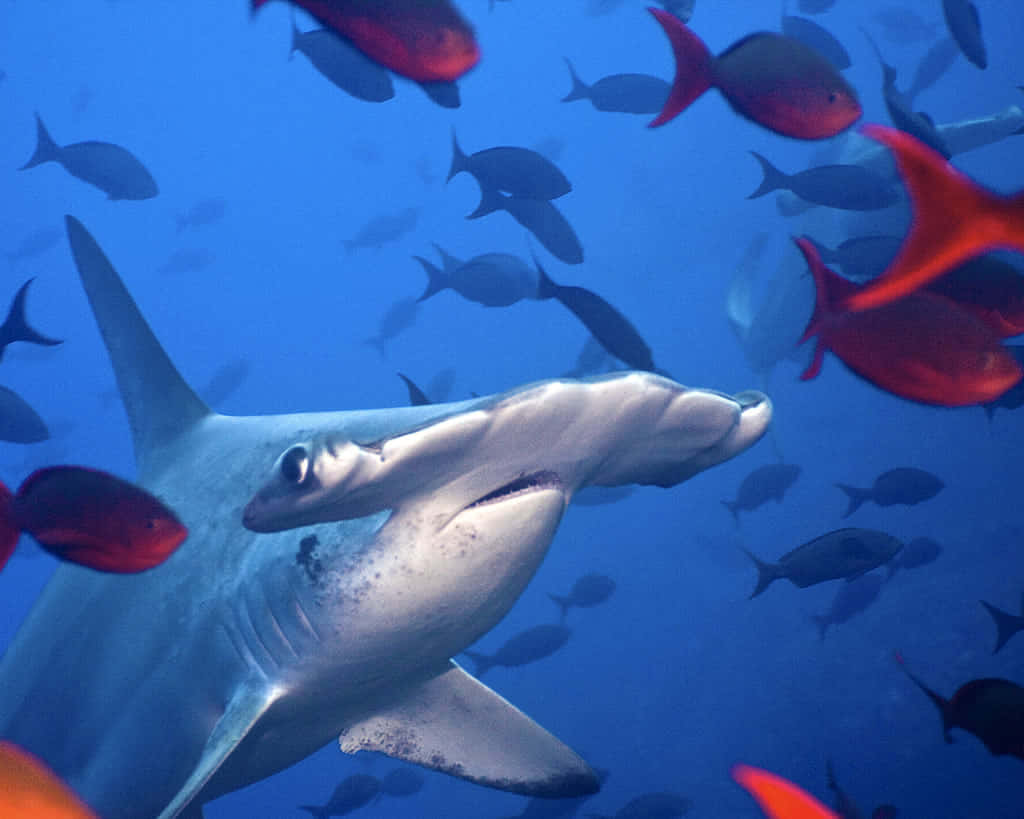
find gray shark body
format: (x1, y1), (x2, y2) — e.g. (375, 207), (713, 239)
(0, 217), (771, 819)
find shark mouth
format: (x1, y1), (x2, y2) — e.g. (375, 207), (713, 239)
(466, 471), (563, 510)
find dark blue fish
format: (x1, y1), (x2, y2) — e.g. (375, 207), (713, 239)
(906, 38), (960, 103)
(364, 297), (419, 356)
(942, 0), (986, 69)
(561, 59), (669, 114)
(549, 573), (616, 620)
(290, 20), (394, 102)
(835, 468), (944, 517)
(748, 152), (899, 210)
(812, 571), (884, 641)
(449, 130), (571, 200)
(176, 197), (227, 233)
(415, 251), (539, 306)
(415, 79), (460, 108)
(463, 624), (571, 677)
(808, 235), (903, 282)
(886, 536), (942, 578)
(299, 773), (381, 818)
(979, 593), (1024, 654)
(468, 190), (583, 265)
(721, 463), (801, 523)
(0, 279), (62, 363)
(343, 207), (419, 252)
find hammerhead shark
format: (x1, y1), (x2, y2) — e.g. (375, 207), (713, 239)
(0, 216), (771, 818)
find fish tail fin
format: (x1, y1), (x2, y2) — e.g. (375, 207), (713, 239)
(413, 256), (447, 301)
(20, 113), (60, 170)
(747, 152), (789, 198)
(0, 482), (18, 571)
(720, 499), (740, 525)
(396, 372), (431, 406)
(647, 9), (713, 128)
(979, 599), (1024, 654)
(463, 649), (493, 677)
(431, 242), (461, 272)
(466, 185), (503, 219)
(742, 547), (780, 598)
(561, 58), (590, 102)
(549, 593), (571, 621)
(533, 255), (559, 300)
(893, 651), (954, 742)
(0, 278), (63, 358)
(447, 127), (467, 182)
(834, 483), (869, 517)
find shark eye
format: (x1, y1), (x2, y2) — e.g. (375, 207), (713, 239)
(280, 446), (309, 485)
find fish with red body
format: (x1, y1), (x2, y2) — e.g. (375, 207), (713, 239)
(251, 0), (479, 83)
(795, 236), (1022, 406)
(0, 741), (98, 818)
(647, 8), (860, 138)
(844, 124), (1024, 312)
(0, 465), (188, 573)
(733, 764), (838, 818)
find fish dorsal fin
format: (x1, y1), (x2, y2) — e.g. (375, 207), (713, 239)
(338, 661), (598, 798)
(65, 216), (211, 476)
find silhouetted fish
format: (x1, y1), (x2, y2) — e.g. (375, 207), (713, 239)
(549, 573), (616, 620)
(979, 593), (1024, 654)
(748, 153), (898, 210)
(299, 773), (381, 818)
(396, 372), (431, 406)
(364, 296), (419, 356)
(379, 767), (424, 797)
(906, 38), (960, 102)
(157, 248), (215, 275)
(722, 463), (801, 523)
(808, 235), (903, 282)
(449, 131), (571, 200)
(6, 226), (62, 262)
(0, 386), (48, 444)
(886, 536), (942, 579)
(561, 59), (669, 114)
(835, 468), (944, 517)
(562, 335), (615, 378)
(343, 207), (418, 252)
(20, 113), (158, 200)
(463, 624), (571, 677)
(290, 21), (395, 102)
(416, 251), (539, 306)
(0, 279), (62, 363)
(942, 0), (986, 69)
(199, 360), (250, 409)
(812, 571), (884, 641)
(469, 191), (583, 265)
(589, 791), (692, 818)
(781, 15), (851, 71)
(744, 528), (903, 598)
(175, 197), (227, 233)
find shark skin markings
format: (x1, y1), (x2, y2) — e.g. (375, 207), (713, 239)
(0, 216), (771, 819)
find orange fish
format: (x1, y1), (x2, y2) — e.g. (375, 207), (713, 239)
(251, 0), (479, 82)
(0, 741), (98, 818)
(795, 236), (1022, 406)
(647, 8), (860, 138)
(733, 764), (838, 818)
(0, 465), (188, 573)
(845, 124), (1024, 312)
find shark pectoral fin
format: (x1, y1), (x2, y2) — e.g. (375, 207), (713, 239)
(338, 661), (599, 798)
(157, 679), (283, 819)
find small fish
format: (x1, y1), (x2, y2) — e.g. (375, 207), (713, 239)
(942, 0), (986, 70)
(463, 623), (571, 677)
(748, 153), (898, 211)
(722, 463), (801, 523)
(299, 773), (381, 818)
(0, 741), (98, 818)
(588, 791), (692, 819)
(807, 235), (903, 283)
(835, 467), (944, 517)
(733, 763), (837, 819)
(0, 386), (49, 444)
(468, 191), (584, 265)
(895, 654), (1024, 759)
(795, 237), (1022, 407)
(200, 360), (250, 409)
(415, 251), (540, 306)
(743, 527), (903, 598)
(812, 571), (884, 641)
(979, 593), (1024, 654)
(396, 372), (431, 406)
(648, 11), (860, 138)
(780, 15), (851, 71)
(364, 296), (419, 357)
(549, 573), (616, 620)
(0, 466), (188, 573)
(379, 767), (425, 797)
(290, 20), (395, 102)
(449, 130), (572, 200)
(20, 113), (158, 200)
(905, 38), (960, 103)
(175, 197), (228, 232)
(157, 247), (215, 275)
(844, 125), (1024, 312)
(0, 279), (62, 363)
(6, 226), (62, 262)
(343, 207), (419, 253)
(886, 535), (942, 578)
(252, 0), (480, 82)
(561, 59), (670, 114)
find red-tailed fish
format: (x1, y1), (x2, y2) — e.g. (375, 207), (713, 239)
(251, 0), (479, 82)
(845, 124), (1024, 312)
(647, 8), (860, 138)
(795, 237), (1022, 406)
(0, 465), (188, 573)
(0, 741), (98, 818)
(733, 764), (838, 818)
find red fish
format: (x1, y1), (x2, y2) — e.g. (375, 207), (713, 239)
(845, 124), (1024, 312)
(0, 466), (188, 573)
(0, 741), (98, 818)
(925, 255), (1024, 338)
(647, 8), (860, 138)
(795, 236), (1022, 406)
(251, 0), (480, 82)
(733, 764), (838, 818)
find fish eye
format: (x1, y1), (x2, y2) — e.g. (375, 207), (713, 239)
(280, 446), (310, 485)
(145, 519), (155, 530)
(828, 91), (838, 104)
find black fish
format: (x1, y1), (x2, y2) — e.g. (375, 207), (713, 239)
(176, 197), (227, 233)
(743, 528), (903, 598)
(748, 152), (899, 211)
(299, 773), (381, 818)
(536, 262), (653, 369)
(343, 207), (419, 253)
(781, 15), (851, 71)
(979, 593), (1024, 654)
(835, 468), (944, 517)
(549, 573), (616, 620)
(379, 768), (425, 798)
(0, 385), (49, 444)
(589, 791), (692, 818)
(469, 191), (584, 265)
(905, 38), (960, 103)
(416, 79), (460, 108)
(396, 372), (431, 406)
(886, 536), (942, 579)
(561, 59), (669, 114)
(808, 235), (903, 282)
(0, 279), (62, 363)
(942, 0), (986, 70)
(463, 624), (571, 677)
(6, 226), (62, 263)
(896, 656), (1024, 759)
(20, 113), (158, 200)
(290, 21), (394, 102)
(812, 571), (884, 641)
(449, 130), (572, 200)
(722, 463), (801, 523)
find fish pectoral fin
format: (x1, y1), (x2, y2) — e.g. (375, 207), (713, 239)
(338, 660), (599, 798)
(157, 678), (284, 819)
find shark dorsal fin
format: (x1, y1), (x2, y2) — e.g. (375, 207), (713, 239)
(65, 216), (211, 474)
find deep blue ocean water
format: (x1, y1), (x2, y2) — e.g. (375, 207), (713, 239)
(2, 1), (1023, 816)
